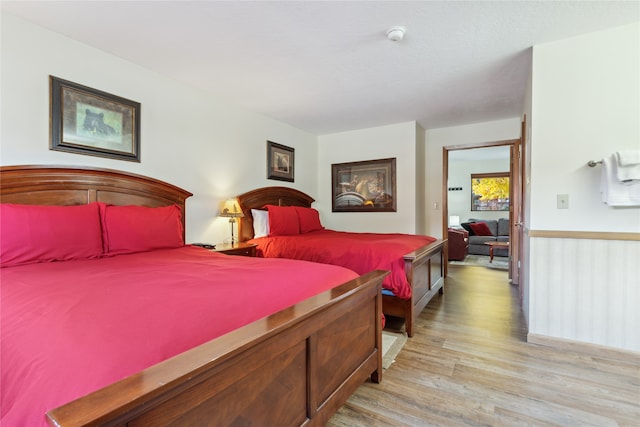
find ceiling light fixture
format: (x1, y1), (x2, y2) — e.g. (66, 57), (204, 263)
(386, 26), (406, 42)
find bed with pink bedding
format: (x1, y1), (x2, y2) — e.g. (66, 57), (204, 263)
(237, 186), (446, 337)
(0, 165), (386, 427)
(250, 230), (435, 300)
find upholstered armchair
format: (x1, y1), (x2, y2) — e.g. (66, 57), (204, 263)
(447, 228), (469, 261)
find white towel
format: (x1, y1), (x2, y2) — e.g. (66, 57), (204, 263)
(615, 150), (640, 166)
(614, 150), (640, 182)
(601, 154), (640, 206)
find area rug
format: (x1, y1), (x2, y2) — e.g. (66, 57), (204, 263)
(381, 330), (408, 369)
(449, 254), (508, 271)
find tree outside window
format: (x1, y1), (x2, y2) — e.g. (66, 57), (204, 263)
(471, 172), (509, 211)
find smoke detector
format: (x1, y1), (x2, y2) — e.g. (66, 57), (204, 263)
(386, 26), (406, 42)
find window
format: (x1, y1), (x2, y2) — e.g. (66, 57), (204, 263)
(471, 172), (509, 211)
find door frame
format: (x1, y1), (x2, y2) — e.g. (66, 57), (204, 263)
(442, 138), (522, 285)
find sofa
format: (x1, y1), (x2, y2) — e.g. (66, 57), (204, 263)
(461, 218), (509, 257)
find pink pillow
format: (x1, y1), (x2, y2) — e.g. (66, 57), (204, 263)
(102, 204), (184, 255)
(469, 222), (493, 236)
(265, 205), (300, 236)
(0, 203), (104, 267)
(294, 206), (324, 233)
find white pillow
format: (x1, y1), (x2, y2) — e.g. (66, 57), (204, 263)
(251, 209), (270, 238)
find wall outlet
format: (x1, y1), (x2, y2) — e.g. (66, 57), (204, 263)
(557, 194), (569, 209)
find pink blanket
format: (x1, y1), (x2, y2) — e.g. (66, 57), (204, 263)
(250, 230), (436, 299)
(1, 246), (358, 426)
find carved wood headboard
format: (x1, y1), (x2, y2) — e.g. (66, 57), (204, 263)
(236, 186), (314, 242)
(0, 165), (193, 240)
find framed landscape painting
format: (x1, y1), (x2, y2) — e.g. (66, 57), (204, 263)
(50, 76), (141, 162)
(331, 158), (396, 212)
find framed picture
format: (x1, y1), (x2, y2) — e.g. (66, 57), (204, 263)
(471, 172), (510, 211)
(266, 141), (294, 182)
(331, 158), (396, 212)
(50, 76), (141, 162)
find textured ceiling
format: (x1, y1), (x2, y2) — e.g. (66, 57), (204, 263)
(3, 1), (639, 135)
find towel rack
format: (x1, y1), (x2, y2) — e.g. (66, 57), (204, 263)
(588, 160), (602, 167)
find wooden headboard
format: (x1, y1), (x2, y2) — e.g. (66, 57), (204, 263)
(236, 186), (314, 241)
(0, 165), (193, 239)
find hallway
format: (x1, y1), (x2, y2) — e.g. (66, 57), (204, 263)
(329, 265), (640, 426)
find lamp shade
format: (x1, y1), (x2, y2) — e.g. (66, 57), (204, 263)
(220, 198), (244, 218)
(449, 215), (460, 227)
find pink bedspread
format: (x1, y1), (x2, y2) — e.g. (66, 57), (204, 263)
(249, 230), (436, 300)
(0, 246), (358, 427)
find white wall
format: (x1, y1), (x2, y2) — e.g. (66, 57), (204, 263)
(317, 122), (418, 233)
(415, 123), (427, 235)
(521, 58), (534, 329)
(528, 22), (640, 352)
(424, 118), (522, 237)
(1, 14), (319, 244)
(530, 22), (640, 233)
(448, 157), (510, 223)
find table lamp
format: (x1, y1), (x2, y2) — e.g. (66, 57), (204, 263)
(219, 198), (244, 246)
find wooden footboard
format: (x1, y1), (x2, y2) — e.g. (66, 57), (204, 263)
(46, 270), (387, 427)
(382, 239), (445, 337)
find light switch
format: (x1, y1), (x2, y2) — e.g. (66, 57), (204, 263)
(557, 194), (569, 209)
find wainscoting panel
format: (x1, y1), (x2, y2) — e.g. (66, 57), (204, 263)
(528, 237), (640, 353)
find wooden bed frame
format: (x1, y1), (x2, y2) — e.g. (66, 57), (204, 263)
(236, 186), (446, 337)
(0, 165), (386, 427)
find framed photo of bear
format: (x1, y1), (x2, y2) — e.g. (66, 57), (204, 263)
(50, 76), (141, 162)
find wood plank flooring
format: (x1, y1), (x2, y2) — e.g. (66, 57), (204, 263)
(328, 264), (640, 426)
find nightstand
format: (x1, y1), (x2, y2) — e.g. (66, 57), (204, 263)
(213, 242), (257, 257)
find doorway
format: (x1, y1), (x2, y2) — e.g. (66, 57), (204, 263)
(442, 139), (522, 285)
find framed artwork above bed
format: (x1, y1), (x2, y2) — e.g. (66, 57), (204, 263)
(331, 157), (396, 212)
(266, 140), (294, 182)
(49, 76), (141, 162)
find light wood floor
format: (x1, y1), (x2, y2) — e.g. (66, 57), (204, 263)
(328, 264), (640, 426)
